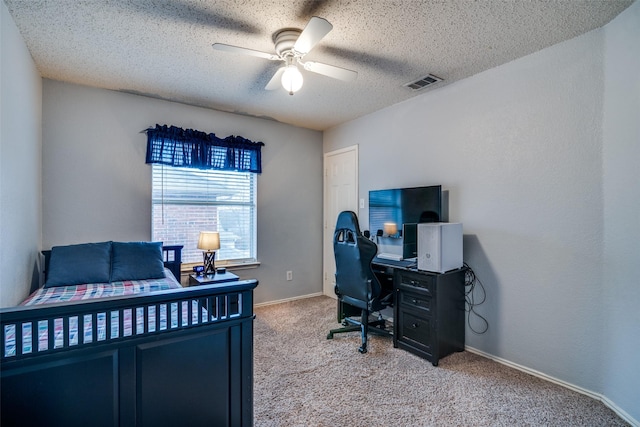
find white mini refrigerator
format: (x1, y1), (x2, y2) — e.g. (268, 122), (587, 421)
(417, 222), (463, 273)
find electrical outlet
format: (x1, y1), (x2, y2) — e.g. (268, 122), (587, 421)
(286, 271), (293, 281)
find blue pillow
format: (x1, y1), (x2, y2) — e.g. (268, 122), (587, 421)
(110, 241), (166, 282)
(45, 242), (112, 287)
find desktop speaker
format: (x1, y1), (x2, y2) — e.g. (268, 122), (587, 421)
(417, 222), (463, 273)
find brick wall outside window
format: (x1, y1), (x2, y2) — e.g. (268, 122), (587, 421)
(153, 204), (252, 264)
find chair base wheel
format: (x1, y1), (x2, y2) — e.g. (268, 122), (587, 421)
(327, 311), (391, 353)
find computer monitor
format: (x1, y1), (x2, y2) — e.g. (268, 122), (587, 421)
(369, 185), (442, 260)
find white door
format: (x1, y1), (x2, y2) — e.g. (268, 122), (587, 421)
(323, 145), (359, 297)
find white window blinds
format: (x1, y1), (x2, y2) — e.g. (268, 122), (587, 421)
(152, 164), (257, 264)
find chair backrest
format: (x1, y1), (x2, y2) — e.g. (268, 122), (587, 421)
(333, 211), (382, 309)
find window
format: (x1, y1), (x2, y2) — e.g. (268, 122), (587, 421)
(152, 164), (257, 265)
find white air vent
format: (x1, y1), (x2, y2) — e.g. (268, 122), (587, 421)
(404, 74), (443, 90)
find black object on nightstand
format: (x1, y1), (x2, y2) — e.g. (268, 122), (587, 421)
(189, 271), (239, 286)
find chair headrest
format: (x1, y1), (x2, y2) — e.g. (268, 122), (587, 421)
(335, 211), (362, 236)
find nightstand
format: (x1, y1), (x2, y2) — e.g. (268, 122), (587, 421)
(189, 271), (239, 286)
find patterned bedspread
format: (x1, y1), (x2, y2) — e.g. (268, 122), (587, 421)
(4, 272), (208, 358)
(21, 276), (181, 306)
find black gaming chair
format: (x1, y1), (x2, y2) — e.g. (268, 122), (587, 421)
(327, 211), (392, 353)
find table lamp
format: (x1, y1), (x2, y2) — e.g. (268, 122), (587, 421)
(198, 231), (220, 275)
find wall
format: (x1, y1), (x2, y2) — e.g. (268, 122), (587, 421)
(602, 1), (640, 423)
(325, 5), (638, 423)
(0, 1), (42, 307)
(42, 80), (323, 304)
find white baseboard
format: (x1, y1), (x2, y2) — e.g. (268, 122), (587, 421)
(465, 346), (639, 427)
(254, 292), (324, 308)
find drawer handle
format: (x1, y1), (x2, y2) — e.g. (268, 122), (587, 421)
(411, 322), (420, 329)
(412, 299), (420, 305)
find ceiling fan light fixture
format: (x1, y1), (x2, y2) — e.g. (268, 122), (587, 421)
(213, 17), (357, 95)
(281, 64), (303, 95)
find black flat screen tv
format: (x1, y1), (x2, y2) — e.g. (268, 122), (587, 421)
(369, 185), (442, 259)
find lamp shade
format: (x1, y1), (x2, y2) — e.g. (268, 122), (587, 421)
(281, 64), (303, 94)
(197, 231), (220, 251)
(383, 222), (398, 236)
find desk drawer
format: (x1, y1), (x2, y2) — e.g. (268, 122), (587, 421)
(397, 309), (433, 355)
(397, 271), (434, 296)
(398, 290), (432, 315)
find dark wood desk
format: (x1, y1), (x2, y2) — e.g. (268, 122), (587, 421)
(339, 260), (465, 366)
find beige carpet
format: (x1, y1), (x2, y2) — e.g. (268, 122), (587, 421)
(253, 296), (627, 427)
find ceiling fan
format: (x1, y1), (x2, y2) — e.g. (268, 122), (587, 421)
(212, 17), (358, 95)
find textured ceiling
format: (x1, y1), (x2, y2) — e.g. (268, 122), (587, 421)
(4, 0), (633, 131)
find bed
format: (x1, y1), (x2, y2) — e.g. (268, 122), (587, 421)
(1, 242), (258, 427)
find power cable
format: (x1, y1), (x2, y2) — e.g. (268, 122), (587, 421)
(463, 262), (489, 334)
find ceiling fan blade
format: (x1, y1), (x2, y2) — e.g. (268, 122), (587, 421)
(293, 16), (333, 55)
(303, 61), (358, 82)
(212, 43), (280, 61)
(265, 67), (286, 90)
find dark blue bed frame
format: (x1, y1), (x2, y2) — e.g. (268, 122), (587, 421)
(1, 246), (257, 427)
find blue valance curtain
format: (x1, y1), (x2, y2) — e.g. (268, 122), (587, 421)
(145, 124), (264, 173)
